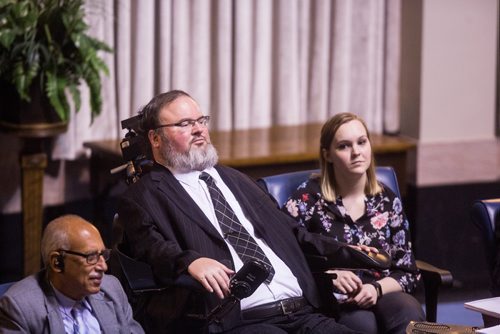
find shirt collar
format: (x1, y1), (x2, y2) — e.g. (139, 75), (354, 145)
(171, 167), (218, 188)
(50, 282), (92, 311)
(51, 284), (75, 310)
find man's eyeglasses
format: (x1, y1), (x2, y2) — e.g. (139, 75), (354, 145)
(59, 249), (111, 265)
(154, 115), (210, 130)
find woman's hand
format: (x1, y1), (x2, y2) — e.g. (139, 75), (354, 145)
(349, 283), (378, 308)
(348, 244), (379, 254)
(329, 270), (363, 295)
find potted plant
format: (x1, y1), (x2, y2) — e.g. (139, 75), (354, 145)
(0, 0), (111, 137)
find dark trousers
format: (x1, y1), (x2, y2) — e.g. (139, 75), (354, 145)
(336, 292), (425, 334)
(223, 306), (361, 334)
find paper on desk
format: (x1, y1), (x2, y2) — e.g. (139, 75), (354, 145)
(475, 324), (500, 334)
(464, 297), (500, 318)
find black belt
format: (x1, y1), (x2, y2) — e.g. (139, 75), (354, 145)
(241, 297), (309, 320)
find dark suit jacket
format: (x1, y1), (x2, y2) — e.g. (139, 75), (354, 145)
(0, 271), (144, 334)
(117, 164), (344, 332)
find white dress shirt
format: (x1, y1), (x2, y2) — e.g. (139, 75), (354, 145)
(172, 167), (303, 309)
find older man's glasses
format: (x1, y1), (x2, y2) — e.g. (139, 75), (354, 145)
(154, 115), (210, 130)
(59, 249), (111, 265)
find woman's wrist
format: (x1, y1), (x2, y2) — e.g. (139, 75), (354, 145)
(369, 281), (383, 299)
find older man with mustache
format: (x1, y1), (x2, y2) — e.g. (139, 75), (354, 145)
(0, 215), (143, 333)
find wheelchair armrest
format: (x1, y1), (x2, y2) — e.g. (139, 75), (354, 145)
(114, 248), (203, 294)
(305, 247), (391, 273)
(416, 259), (453, 322)
(173, 274), (205, 292)
(305, 254), (330, 273)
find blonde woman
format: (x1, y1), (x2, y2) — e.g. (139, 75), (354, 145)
(283, 113), (425, 334)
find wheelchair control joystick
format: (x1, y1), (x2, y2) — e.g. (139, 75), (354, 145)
(206, 260), (270, 324)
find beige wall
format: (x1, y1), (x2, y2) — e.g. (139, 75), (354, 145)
(401, 0), (499, 186)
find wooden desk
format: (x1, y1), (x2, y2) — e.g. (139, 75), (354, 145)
(84, 123), (416, 199)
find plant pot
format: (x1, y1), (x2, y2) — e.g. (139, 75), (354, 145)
(0, 81), (68, 138)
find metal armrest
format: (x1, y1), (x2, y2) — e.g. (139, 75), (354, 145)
(416, 259), (453, 322)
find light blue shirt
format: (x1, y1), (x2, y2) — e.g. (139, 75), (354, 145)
(52, 285), (102, 333)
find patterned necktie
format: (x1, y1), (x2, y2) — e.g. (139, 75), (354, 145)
(200, 172), (274, 282)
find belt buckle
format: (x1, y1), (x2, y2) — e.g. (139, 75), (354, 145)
(280, 299), (294, 315)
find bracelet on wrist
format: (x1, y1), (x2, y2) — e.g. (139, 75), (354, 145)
(369, 281), (383, 299)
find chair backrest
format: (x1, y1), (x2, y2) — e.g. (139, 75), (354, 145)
(0, 282), (15, 297)
(471, 199), (500, 279)
(257, 166), (401, 207)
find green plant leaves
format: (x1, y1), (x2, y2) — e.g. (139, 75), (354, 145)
(0, 0), (112, 123)
(46, 72), (69, 121)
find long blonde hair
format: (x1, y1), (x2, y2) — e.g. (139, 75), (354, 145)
(319, 113), (381, 202)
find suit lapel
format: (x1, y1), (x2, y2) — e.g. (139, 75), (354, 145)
(38, 273), (68, 333)
(150, 164), (223, 240)
(45, 295), (66, 333)
(88, 291), (116, 333)
(215, 166), (267, 237)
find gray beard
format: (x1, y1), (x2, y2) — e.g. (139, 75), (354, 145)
(160, 136), (219, 172)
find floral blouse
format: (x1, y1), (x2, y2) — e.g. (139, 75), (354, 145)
(283, 177), (420, 293)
